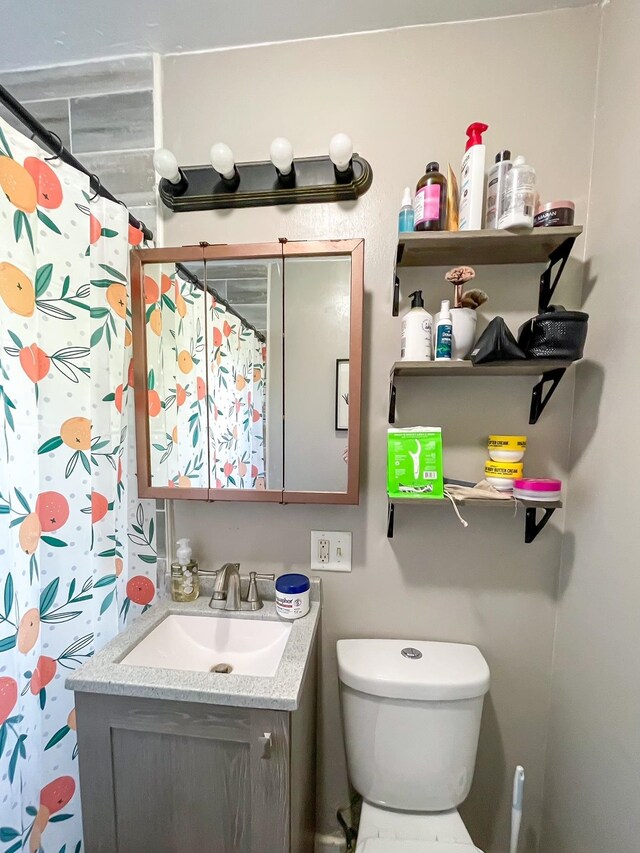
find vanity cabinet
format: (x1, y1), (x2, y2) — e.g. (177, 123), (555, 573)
(75, 648), (317, 853)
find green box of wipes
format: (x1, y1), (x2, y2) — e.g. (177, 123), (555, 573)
(387, 427), (444, 499)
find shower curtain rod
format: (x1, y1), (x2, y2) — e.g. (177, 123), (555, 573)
(176, 262), (266, 344)
(0, 82), (154, 242)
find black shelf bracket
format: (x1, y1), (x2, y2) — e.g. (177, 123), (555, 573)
(388, 376), (397, 424)
(525, 505), (557, 543)
(387, 502), (396, 538)
(538, 236), (577, 313)
(529, 367), (566, 424)
(392, 244), (405, 316)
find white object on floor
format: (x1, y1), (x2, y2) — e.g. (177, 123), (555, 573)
(510, 766), (525, 853)
(120, 613), (291, 676)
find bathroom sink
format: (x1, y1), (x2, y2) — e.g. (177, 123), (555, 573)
(119, 613), (292, 677)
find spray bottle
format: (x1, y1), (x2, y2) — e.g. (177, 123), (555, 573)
(398, 187), (415, 232)
(434, 300), (453, 361)
(459, 122), (489, 230)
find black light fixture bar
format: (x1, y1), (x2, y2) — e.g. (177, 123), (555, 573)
(0, 83), (154, 241)
(158, 154), (373, 212)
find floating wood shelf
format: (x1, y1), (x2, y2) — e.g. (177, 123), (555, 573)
(391, 359), (573, 378)
(396, 226), (583, 268)
(389, 359), (576, 425)
(387, 496), (562, 542)
(392, 226), (583, 316)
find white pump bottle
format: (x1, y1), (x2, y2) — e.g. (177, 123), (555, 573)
(401, 291), (433, 361)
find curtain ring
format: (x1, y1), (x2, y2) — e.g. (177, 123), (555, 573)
(44, 132), (65, 162)
(89, 174), (102, 201)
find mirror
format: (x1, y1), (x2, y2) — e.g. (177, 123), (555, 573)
(131, 240), (363, 504)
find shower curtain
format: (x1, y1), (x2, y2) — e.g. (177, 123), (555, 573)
(0, 117), (157, 851)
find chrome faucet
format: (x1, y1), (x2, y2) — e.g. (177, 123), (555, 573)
(208, 563), (275, 611)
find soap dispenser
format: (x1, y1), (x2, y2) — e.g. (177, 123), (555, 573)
(401, 291), (433, 361)
(171, 538), (200, 602)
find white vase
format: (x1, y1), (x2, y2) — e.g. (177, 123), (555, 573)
(434, 307), (477, 360)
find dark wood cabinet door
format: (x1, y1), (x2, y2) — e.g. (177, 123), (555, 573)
(76, 694), (290, 853)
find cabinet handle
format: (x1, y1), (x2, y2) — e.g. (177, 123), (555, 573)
(259, 732), (272, 759)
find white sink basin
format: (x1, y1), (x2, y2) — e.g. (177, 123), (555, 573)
(120, 614), (292, 677)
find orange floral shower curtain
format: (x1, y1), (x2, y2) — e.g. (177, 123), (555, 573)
(0, 116), (157, 851)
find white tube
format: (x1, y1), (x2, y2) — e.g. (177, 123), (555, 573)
(510, 765), (525, 853)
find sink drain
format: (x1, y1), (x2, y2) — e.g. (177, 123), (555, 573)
(210, 663), (233, 674)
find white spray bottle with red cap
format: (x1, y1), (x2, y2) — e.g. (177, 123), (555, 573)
(459, 122), (488, 231)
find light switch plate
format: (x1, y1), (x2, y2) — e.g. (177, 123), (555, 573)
(310, 530), (352, 572)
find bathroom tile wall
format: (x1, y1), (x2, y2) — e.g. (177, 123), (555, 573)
(160, 9), (600, 852)
(0, 55), (157, 237)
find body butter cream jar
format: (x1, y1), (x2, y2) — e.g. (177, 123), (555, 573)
(275, 573), (310, 620)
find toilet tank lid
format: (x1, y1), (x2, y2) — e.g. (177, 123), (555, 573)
(336, 639), (490, 701)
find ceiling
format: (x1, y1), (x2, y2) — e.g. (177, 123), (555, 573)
(2, 0), (594, 72)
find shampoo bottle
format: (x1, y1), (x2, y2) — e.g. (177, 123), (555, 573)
(459, 122), (489, 231)
(414, 162), (447, 231)
(401, 291), (433, 361)
(435, 300), (453, 361)
(171, 538), (200, 602)
(398, 187), (415, 232)
(485, 149), (512, 229)
(499, 155), (537, 230)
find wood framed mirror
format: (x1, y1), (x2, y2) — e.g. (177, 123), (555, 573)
(131, 239), (363, 504)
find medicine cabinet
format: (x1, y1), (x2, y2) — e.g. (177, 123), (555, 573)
(130, 239), (363, 504)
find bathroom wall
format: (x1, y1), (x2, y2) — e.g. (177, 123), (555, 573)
(160, 10), (600, 850)
(540, 2), (640, 850)
(0, 56), (158, 236)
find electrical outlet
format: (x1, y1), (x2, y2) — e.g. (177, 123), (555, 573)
(310, 531), (352, 572)
(318, 538), (330, 563)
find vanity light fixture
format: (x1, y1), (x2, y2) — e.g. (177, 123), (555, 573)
(153, 147), (189, 194)
(155, 133), (372, 212)
(210, 142), (239, 185)
(270, 136), (295, 184)
(329, 133), (354, 182)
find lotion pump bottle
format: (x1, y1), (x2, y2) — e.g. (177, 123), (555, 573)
(401, 290), (433, 361)
(171, 538), (199, 602)
(435, 300), (453, 361)
(459, 122), (489, 230)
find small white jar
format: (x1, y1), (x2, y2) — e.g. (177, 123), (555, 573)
(275, 574), (310, 620)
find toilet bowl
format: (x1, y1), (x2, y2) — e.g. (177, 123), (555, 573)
(337, 639), (490, 852)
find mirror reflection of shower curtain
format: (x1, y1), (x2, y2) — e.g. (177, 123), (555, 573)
(207, 297), (266, 490)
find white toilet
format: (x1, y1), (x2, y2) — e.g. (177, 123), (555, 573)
(337, 638), (490, 853)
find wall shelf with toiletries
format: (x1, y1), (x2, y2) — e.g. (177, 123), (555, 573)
(386, 496), (562, 542)
(389, 360), (573, 425)
(392, 226), (583, 316)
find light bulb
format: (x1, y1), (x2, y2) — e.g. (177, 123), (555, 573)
(329, 133), (354, 172)
(210, 142), (236, 181)
(153, 148), (181, 184)
(270, 137), (294, 176)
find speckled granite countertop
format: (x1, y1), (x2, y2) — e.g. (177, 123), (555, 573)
(66, 579), (321, 711)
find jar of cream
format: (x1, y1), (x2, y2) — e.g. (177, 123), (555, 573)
(275, 573), (310, 620)
(534, 200), (575, 227)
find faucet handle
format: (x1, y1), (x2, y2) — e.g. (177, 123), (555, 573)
(245, 572), (275, 611)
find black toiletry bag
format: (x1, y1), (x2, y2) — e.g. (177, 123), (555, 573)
(517, 305), (588, 361)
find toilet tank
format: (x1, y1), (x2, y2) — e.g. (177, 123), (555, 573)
(337, 639), (490, 812)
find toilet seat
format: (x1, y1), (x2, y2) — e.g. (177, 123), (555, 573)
(360, 842), (483, 852)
